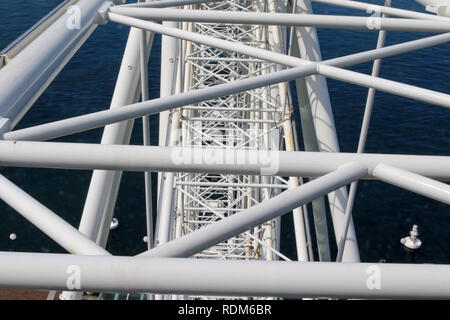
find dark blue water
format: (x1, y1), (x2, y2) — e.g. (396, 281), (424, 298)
(0, 0), (448, 263)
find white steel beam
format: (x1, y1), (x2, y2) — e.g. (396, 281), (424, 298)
(64, 10), (155, 302)
(1, 252), (450, 299)
(108, 6), (450, 262)
(316, 65), (450, 107)
(2, 65), (317, 141)
(0, 141), (449, 180)
(290, 33), (331, 262)
(176, 181), (289, 189)
(156, 112), (181, 246)
(77, 28), (150, 246)
(373, 164), (450, 205)
(0, 0), (111, 128)
(0, 174), (109, 256)
(107, 13), (450, 109)
(323, 32), (450, 68)
(5, 31), (450, 142)
(156, 19), (180, 249)
(140, 28), (154, 250)
(120, 0), (223, 8)
(110, 7), (450, 33)
(336, 0), (391, 263)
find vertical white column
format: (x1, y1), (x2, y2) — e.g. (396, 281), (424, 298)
(155, 20), (180, 301)
(156, 20), (180, 241)
(141, 29), (155, 250)
(80, 28), (147, 245)
(62, 26), (152, 300)
(158, 21), (179, 148)
(283, 115), (310, 261)
(336, 0), (392, 262)
(293, 0), (360, 262)
(157, 21), (180, 206)
(268, 0), (309, 262)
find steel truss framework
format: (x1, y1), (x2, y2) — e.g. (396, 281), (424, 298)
(0, 0), (448, 299)
(175, 0), (288, 263)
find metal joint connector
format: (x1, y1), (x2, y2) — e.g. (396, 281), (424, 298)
(415, 0), (450, 17)
(96, 1), (114, 25)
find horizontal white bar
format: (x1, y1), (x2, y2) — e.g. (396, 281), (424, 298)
(119, 0), (222, 8)
(183, 117), (277, 123)
(373, 164), (450, 205)
(324, 32), (450, 68)
(2, 252), (450, 298)
(317, 64), (450, 108)
(0, 141), (448, 180)
(181, 106), (278, 112)
(176, 181), (289, 189)
(110, 7), (450, 32)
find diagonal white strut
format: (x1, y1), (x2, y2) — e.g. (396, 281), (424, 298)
(140, 162), (368, 258)
(107, 13), (450, 108)
(4, 31), (450, 142)
(311, 0), (450, 21)
(373, 164), (450, 205)
(0, 174), (109, 256)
